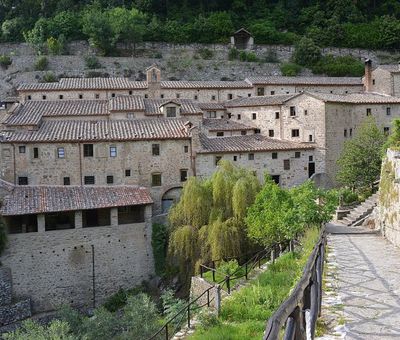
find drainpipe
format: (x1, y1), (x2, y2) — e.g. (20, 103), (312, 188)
(12, 144), (16, 184)
(78, 142), (83, 186)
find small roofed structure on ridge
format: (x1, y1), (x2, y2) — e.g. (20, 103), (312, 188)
(231, 28), (254, 50)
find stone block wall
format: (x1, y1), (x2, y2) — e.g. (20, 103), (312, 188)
(189, 276), (228, 310)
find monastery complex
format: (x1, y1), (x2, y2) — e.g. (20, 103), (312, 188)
(1, 61), (400, 312)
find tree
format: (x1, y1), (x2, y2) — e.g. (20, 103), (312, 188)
(384, 118), (400, 150)
(337, 117), (386, 189)
(1, 17), (24, 42)
(292, 37), (321, 67)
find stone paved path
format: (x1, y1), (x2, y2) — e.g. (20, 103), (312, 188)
(319, 223), (400, 339)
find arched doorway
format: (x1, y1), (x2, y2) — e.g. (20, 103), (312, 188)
(161, 187), (183, 214)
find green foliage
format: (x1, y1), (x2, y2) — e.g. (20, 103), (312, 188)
(239, 51), (258, 62)
(384, 119), (400, 150)
(0, 55), (12, 68)
(264, 50), (279, 63)
(0, 215), (8, 256)
(338, 188), (359, 205)
(46, 35), (65, 55)
(280, 62), (302, 76)
(84, 55), (101, 69)
(34, 56), (48, 71)
(311, 55), (364, 77)
(160, 289), (186, 327)
(337, 117), (386, 189)
(217, 260), (239, 276)
(1, 18), (24, 42)
(42, 72), (57, 82)
(152, 223), (168, 276)
(228, 48), (239, 61)
(293, 37), (321, 67)
(197, 48), (214, 60)
(197, 310), (221, 329)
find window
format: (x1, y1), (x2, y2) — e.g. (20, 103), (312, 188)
(237, 114), (241, 120)
(271, 175), (280, 184)
(59, 95), (63, 100)
(194, 95), (198, 100)
(129, 90), (132, 95)
(248, 153), (254, 160)
(295, 151), (301, 158)
(125, 169), (131, 177)
(57, 147), (65, 158)
(387, 107), (391, 116)
(84, 176), (95, 185)
(283, 159), (290, 170)
(290, 106), (296, 116)
(344, 129), (347, 137)
(27, 95), (31, 100)
(151, 173), (162, 186)
(372, 79), (376, 85)
(309, 155), (313, 162)
(248, 93), (251, 97)
(176, 93), (180, 99)
(19, 146), (26, 153)
(216, 132), (224, 137)
(152, 144), (160, 156)
(291, 129), (300, 137)
(208, 111), (217, 118)
(63, 177), (70, 185)
(161, 94), (164, 99)
(110, 146), (117, 157)
(268, 130), (274, 137)
(127, 113), (134, 119)
(42, 95), (47, 100)
(252, 113), (257, 120)
(272, 152), (278, 159)
(350, 128), (353, 137)
(228, 94), (233, 100)
(255, 128), (261, 134)
(83, 144), (93, 157)
(107, 175), (114, 184)
(241, 130), (247, 135)
(145, 94), (148, 98)
(79, 94), (83, 99)
(166, 107), (176, 117)
(309, 134), (313, 142)
(211, 95), (216, 101)
(111, 93), (116, 98)
(184, 145), (189, 153)
(180, 169), (188, 182)
(33, 147), (39, 159)
(215, 156), (222, 166)
(233, 155), (237, 161)
(257, 87), (264, 96)
(384, 127), (390, 135)
(95, 94), (100, 99)
(366, 108), (371, 116)
(18, 177), (28, 185)
(304, 110), (308, 115)
(275, 112), (280, 119)
(270, 91), (275, 95)
(118, 205), (145, 224)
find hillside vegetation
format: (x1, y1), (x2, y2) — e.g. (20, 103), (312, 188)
(0, 1), (400, 55)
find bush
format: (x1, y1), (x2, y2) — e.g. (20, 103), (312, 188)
(339, 188), (359, 205)
(280, 62), (302, 76)
(264, 50), (279, 63)
(293, 37), (321, 67)
(46, 35), (65, 55)
(311, 55), (364, 77)
(228, 48), (239, 61)
(0, 55), (12, 69)
(42, 72), (57, 82)
(34, 56), (48, 71)
(84, 55), (101, 69)
(218, 260), (240, 276)
(198, 48), (214, 60)
(152, 223), (168, 276)
(239, 51), (258, 62)
(153, 52), (162, 59)
(103, 285), (144, 312)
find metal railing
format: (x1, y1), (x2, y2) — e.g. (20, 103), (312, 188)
(263, 227), (326, 340)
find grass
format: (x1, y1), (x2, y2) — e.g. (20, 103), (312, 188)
(190, 227), (321, 339)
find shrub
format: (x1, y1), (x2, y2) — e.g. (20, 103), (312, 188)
(293, 37), (321, 67)
(218, 260), (240, 277)
(197, 309), (221, 329)
(280, 62), (302, 76)
(84, 55), (101, 69)
(152, 223), (168, 276)
(42, 72), (57, 82)
(34, 56), (48, 71)
(339, 188), (359, 205)
(239, 51), (258, 62)
(46, 35), (65, 55)
(161, 290), (186, 328)
(198, 48), (213, 60)
(153, 51), (163, 59)
(228, 47), (239, 61)
(0, 55), (12, 68)
(264, 50), (279, 63)
(311, 55), (364, 77)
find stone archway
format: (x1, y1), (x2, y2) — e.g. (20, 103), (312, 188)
(161, 186), (183, 214)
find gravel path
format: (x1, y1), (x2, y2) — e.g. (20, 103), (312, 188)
(319, 224), (400, 339)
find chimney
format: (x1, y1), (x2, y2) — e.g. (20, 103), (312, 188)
(364, 59), (372, 92)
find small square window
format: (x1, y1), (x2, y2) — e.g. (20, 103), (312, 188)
(366, 108), (371, 116)
(166, 107), (176, 117)
(83, 144), (93, 157)
(295, 152), (301, 158)
(254, 128), (261, 134)
(344, 129), (347, 137)
(63, 177), (70, 185)
(270, 91), (275, 95)
(33, 147), (39, 159)
(84, 176), (95, 185)
(161, 94), (164, 99)
(129, 90), (133, 95)
(241, 130), (247, 135)
(272, 152), (278, 159)
(57, 147), (65, 158)
(59, 95), (63, 100)
(107, 175), (114, 184)
(268, 130), (274, 137)
(252, 113), (257, 120)
(194, 95), (198, 100)
(216, 132), (224, 137)
(233, 155), (237, 161)
(95, 94), (100, 99)
(257, 87), (265, 96)
(27, 95), (32, 100)
(309, 134), (313, 142)
(283, 159), (290, 170)
(384, 127), (390, 135)
(18, 177), (28, 185)
(184, 145), (189, 153)
(125, 169), (131, 177)
(145, 94), (148, 98)
(309, 155), (313, 162)
(248, 153), (254, 160)
(387, 107), (391, 116)
(290, 106), (296, 116)
(350, 128), (353, 137)
(111, 93), (116, 98)
(152, 144), (160, 156)
(211, 95), (216, 101)
(275, 112), (280, 119)
(372, 79), (376, 85)
(152, 173), (162, 187)
(228, 94), (233, 100)
(248, 93), (251, 97)
(110, 146), (117, 157)
(215, 156), (222, 166)
(180, 169), (188, 182)
(79, 94), (83, 99)
(304, 110), (308, 115)
(237, 114), (241, 120)
(127, 113), (135, 119)
(291, 129), (300, 137)
(176, 93), (180, 99)
(19, 146), (26, 153)
(208, 111), (217, 118)
(42, 95), (47, 100)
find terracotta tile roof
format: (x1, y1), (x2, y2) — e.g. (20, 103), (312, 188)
(202, 118), (254, 131)
(109, 96), (145, 111)
(306, 92), (400, 104)
(246, 76), (363, 86)
(0, 185), (152, 216)
(198, 102), (226, 110)
(376, 65), (400, 73)
(0, 179), (14, 193)
(5, 100), (109, 126)
(17, 78), (148, 91)
(160, 80), (253, 89)
(224, 94), (296, 107)
(1, 119), (190, 143)
(198, 134), (314, 153)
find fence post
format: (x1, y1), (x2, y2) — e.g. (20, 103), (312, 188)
(212, 261), (216, 282)
(165, 324), (168, 340)
(226, 276), (231, 294)
(207, 289), (210, 307)
(289, 240), (293, 252)
(200, 265), (203, 278)
(271, 248), (276, 264)
(187, 304), (190, 328)
(245, 262), (248, 280)
(215, 285), (221, 316)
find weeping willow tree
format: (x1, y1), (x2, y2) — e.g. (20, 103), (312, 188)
(167, 161), (261, 289)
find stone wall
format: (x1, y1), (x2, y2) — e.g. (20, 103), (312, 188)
(0, 206), (155, 312)
(189, 276), (228, 310)
(376, 149), (400, 246)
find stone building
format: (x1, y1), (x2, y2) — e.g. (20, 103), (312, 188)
(230, 28), (254, 50)
(364, 61), (400, 96)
